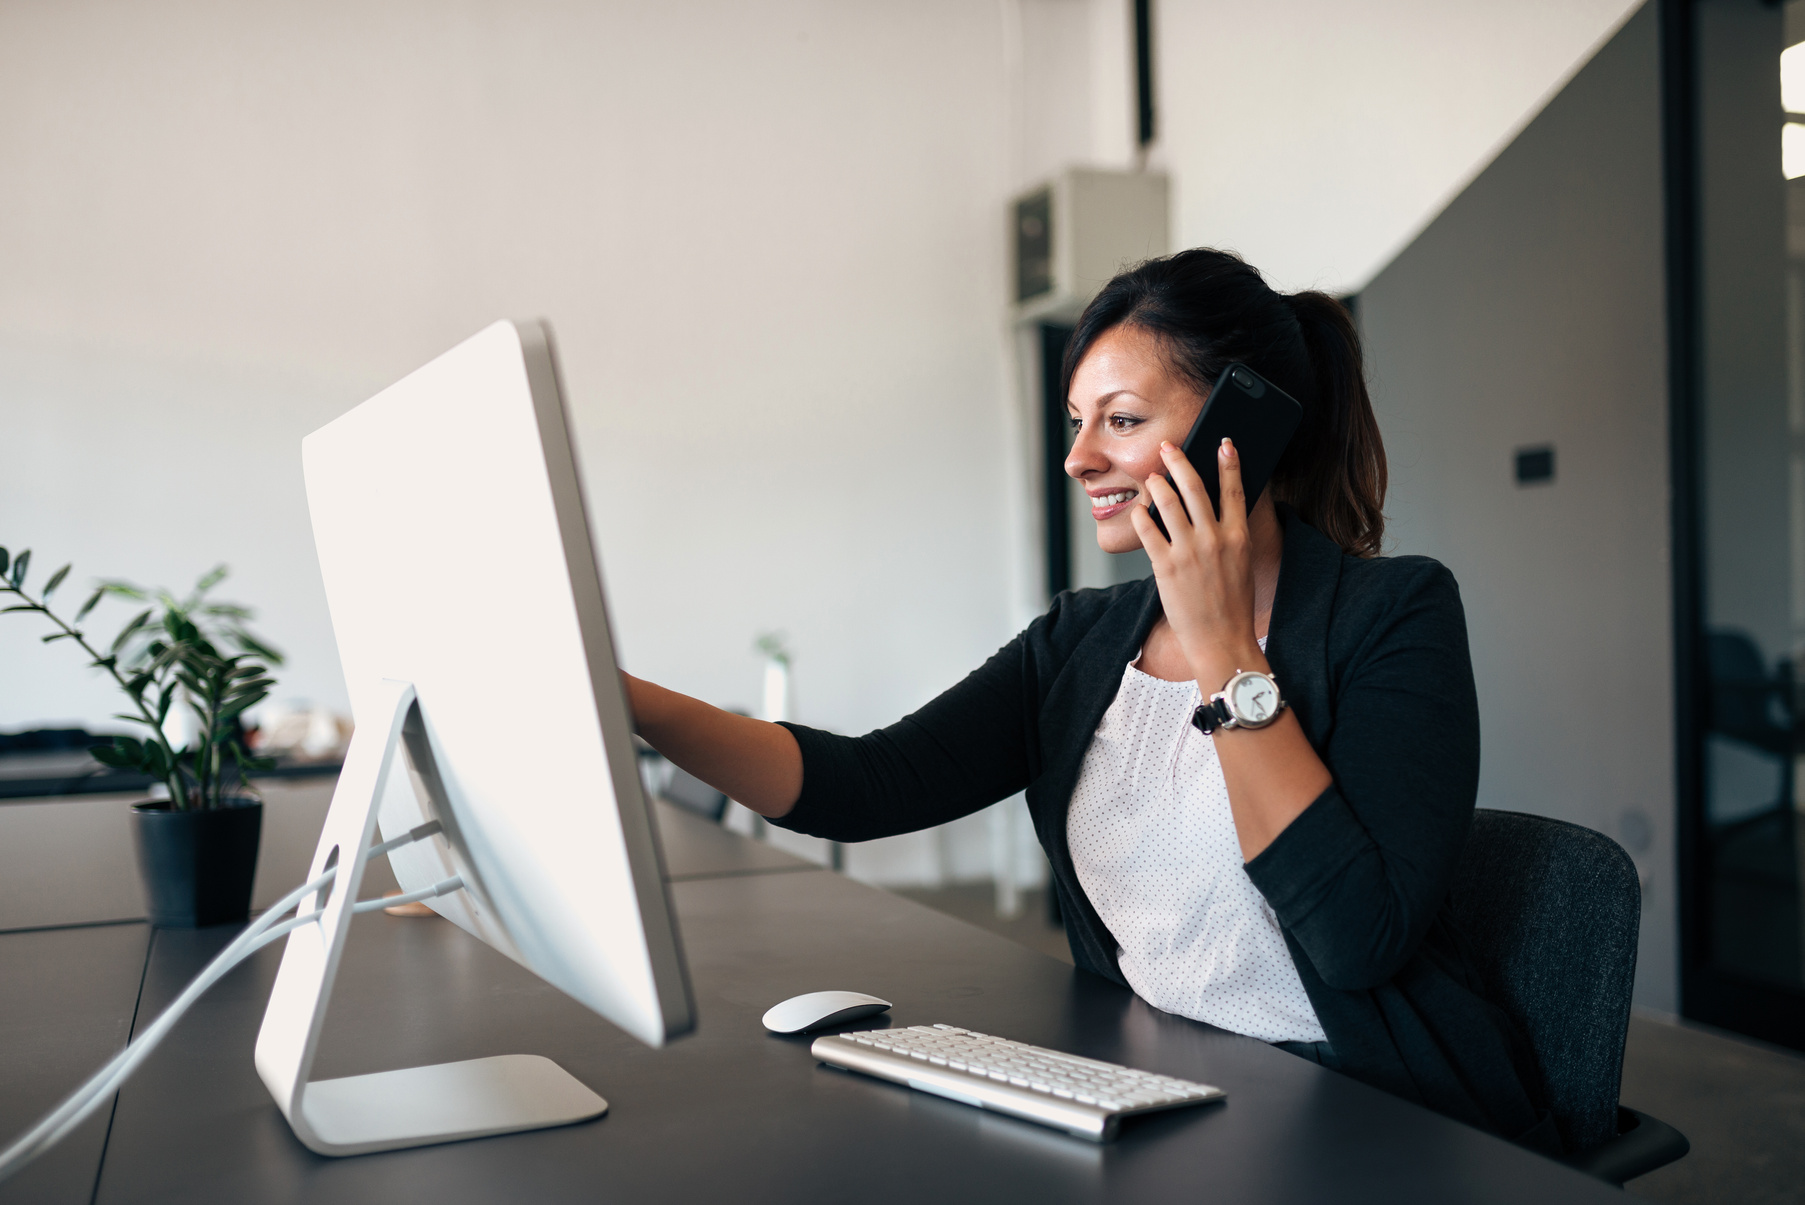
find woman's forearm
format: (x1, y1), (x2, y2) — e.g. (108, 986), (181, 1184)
(623, 672), (803, 818)
(1187, 645), (1332, 862)
(1213, 712), (1333, 861)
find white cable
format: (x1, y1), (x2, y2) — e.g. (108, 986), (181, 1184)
(0, 874), (336, 1174)
(357, 875), (464, 913)
(0, 820), (451, 1184)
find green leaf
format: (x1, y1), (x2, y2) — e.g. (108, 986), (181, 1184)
(75, 588), (104, 622)
(99, 580), (147, 601)
(0, 548), (8, 575)
(235, 634), (285, 666)
(1, 604), (42, 614)
(195, 564), (228, 594)
(9, 549), (29, 590)
(41, 564), (70, 600)
(41, 632), (74, 643)
(89, 745), (138, 770)
(219, 691), (269, 721)
(110, 610), (152, 655)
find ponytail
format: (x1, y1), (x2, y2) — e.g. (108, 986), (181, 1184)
(1063, 249), (1388, 558)
(1276, 292), (1387, 557)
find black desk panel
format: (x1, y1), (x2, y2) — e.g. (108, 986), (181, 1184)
(92, 869), (1623, 1204)
(0, 923), (149, 1205)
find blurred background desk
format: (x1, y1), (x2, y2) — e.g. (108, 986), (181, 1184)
(0, 788), (1624, 1204)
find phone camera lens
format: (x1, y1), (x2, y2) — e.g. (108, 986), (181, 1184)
(1232, 367), (1254, 389)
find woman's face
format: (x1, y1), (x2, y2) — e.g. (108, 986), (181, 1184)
(1065, 323), (1207, 554)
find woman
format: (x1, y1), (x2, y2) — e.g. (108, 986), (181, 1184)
(625, 248), (1558, 1153)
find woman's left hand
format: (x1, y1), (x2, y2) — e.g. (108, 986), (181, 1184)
(1129, 438), (1267, 687)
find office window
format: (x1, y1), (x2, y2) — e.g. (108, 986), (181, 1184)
(1679, 0), (1805, 1048)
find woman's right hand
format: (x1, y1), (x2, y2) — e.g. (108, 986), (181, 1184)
(621, 671), (803, 818)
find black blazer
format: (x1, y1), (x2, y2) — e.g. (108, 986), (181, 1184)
(773, 508), (1558, 1152)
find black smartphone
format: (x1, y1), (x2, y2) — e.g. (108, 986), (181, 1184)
(1151, 362), (1304, 537)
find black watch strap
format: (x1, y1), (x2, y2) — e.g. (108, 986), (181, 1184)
(1190, 697), (1232, 734)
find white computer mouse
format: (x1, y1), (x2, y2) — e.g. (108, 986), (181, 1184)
(761, 990), (893, 1034)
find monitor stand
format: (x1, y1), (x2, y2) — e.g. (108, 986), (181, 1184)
(253, 678), (608, 1157)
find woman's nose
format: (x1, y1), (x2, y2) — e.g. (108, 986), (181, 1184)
(1064, 425), (1108, 480)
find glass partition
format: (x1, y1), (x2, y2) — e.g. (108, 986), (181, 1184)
(1682, 0), (1805, 1046)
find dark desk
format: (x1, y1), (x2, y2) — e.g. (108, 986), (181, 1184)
(0, 924), (147, 1205)
(1, 799), (1624, 1203)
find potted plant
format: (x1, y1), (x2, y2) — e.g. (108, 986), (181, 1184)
(1, 547), (283, 926)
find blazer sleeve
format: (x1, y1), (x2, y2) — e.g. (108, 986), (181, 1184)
(769, 629), (1040, 844)
(1242, 561), (1481, 991)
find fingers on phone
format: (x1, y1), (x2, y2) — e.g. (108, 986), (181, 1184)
(1160, 441), (1212, 530)
(1144, 470), (1184, 530)
(1128, 496), (1166, 550)
(1217, 438), (1248, 522)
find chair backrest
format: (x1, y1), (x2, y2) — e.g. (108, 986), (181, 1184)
(636, 746), (730, 823)
(1444, 809), (1640, 1154)
(661, 764), (730, 823)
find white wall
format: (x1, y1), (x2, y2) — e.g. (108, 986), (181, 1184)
(0, 0), (1021, 885)
(1156, 0), (1644, 294)
(0, 0), (1654, 888)
(1357, 4), (1677, 1009)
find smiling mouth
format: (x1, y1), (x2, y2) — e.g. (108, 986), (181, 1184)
(1089, 490), (1138, 518)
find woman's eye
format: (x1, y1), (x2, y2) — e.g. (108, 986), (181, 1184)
(1108, 415), (1141, 432)
(1067, 415), (1082, 433)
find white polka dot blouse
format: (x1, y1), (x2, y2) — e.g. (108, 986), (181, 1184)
(1066, 641), (1326, 1044)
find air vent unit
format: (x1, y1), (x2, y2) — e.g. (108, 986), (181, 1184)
(1011, 169), (1169, 322)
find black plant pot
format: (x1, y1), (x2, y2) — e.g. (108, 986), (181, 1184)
(130, 798), (263, 927)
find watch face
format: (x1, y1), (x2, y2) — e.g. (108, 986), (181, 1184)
(1228, 673), (1280, 724)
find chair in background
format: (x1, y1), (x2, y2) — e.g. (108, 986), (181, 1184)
(634, 741), (850, 869)
(635, 743), (729, 823)
(662, 765), (730, 823)
(1446, 809), (1689, 1186)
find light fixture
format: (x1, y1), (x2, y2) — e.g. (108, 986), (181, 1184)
(1784, 44), (1805, 180)
(1783, 42), (1805, 114)
(1786, 123), (1805, 181)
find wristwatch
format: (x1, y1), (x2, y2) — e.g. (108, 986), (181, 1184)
(1191, 669), (1286, 734)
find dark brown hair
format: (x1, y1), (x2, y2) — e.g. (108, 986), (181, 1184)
(1062, 248), (1387, 557)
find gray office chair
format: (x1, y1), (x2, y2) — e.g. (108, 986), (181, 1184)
(1446, 809), (1689, 1186)
(663, 764), (731, 822)
(635, 743), (730, 822)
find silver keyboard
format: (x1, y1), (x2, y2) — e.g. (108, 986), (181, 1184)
(811, 1024), (1225, 1141)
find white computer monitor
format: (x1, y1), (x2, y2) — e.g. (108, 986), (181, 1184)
(255, 319), (692, 1157)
